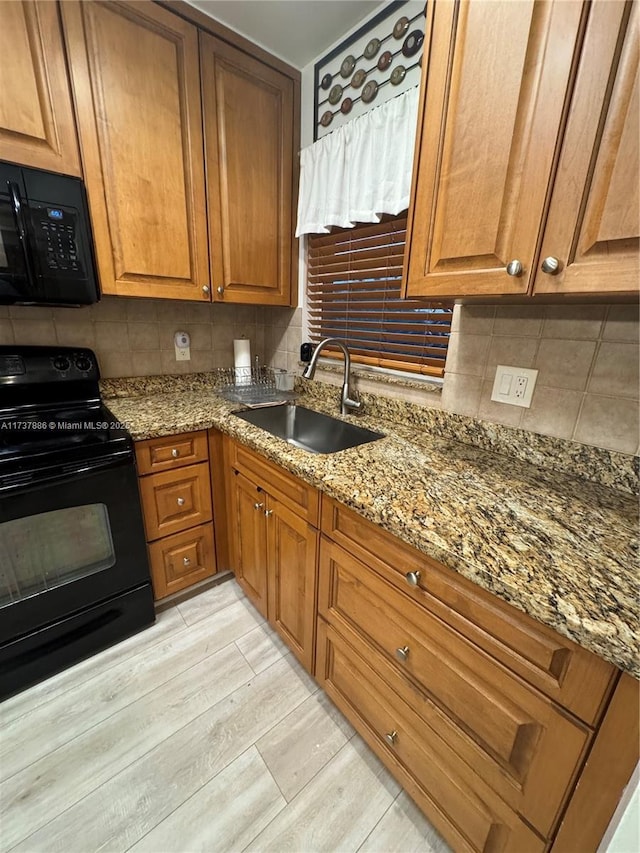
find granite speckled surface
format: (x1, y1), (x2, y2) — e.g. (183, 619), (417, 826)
(105, 378), (639, 677)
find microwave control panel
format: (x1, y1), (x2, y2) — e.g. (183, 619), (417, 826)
(29, 204), (84, 277)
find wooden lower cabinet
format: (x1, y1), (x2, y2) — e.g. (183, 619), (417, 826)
(226, 439), (318, 671)
(318, 538), (590, 837)
(221, 447), (636, 851)
(148, 523), (215, 599)
(315, 496), (637, 853)
(321, 497), (615, 726)
(229, 470), (269, 617)
(267, 500), (317, 668)
(136, 431), (217, 600)
(317, 619), (545, 853)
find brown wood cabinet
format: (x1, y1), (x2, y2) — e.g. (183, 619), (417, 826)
(534, 0), (639, 296)
(403, 0), (639, 300)
(0, 1), (81, 176)
(318, 538), (591, 838)
(61, 0), (210, 301)
(316, 621), (546, 853)
(201, 34), (298, 305)
(136, 431), (216, 599)
(316, 494), (635, 853)
(321, 497), (616, 726)
(225, 439), (318, 670)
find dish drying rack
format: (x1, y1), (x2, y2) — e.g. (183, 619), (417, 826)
(215, 365), (297, 407)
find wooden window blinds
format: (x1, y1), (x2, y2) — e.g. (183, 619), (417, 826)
(307, 214), (452, 377)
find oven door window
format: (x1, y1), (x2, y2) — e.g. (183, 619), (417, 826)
(0, 504), (116, 606)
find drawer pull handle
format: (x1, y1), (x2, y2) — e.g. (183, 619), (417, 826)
(395, 645), (410, 662)
(264, 509), (273, 517)
(171, 449), (179, 458)
(405, 571), (421, 587)
(385, 730), (398, 746)
(177, 497), (185, 506)
(183, 557), (191, 566)
(254, 502), (264, 510)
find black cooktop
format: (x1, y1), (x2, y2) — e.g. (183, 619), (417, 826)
(0, 346), (132, 479)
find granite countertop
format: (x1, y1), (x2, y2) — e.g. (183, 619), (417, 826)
(106, 384), (639, 678)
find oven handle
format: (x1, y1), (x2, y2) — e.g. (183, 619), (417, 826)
(7, 181), (37, 289)
(0, 450), (134, 494)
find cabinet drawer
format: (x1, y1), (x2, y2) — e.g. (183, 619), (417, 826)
(135, 431), (209, 474)
(321, 497), (615, 725)
(319, 539), (591, 836)
(227, 439), (320, 525)
(316, 620), (545, 853)
(148, 522), (216, 599)
(140, 462), (212, 541)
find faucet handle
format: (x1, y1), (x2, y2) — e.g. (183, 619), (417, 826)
(343, 395), (363, 414)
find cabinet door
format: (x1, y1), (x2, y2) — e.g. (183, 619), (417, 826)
(0, 1), (81, 176)
(267, 499), (317, 671)
(403, 0), (585, 298)
(227, 470), (268, 617)
(201, 33), (296, 305)
(534, 0), (639, 296)
(61, 1), (209, 300)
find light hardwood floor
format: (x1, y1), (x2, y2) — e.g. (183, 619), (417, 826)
(0, 579), (449, 853)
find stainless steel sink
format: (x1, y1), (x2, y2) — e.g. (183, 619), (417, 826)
(232, 404), (384, 454)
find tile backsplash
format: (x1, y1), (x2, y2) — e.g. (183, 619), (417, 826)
(1, 298), (303, 379)
(3, 296), (637, 457)
(442, 304), (639, 454)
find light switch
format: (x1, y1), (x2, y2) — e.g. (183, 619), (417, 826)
(491, 365), (538, 408)
(499, 373), (512, 395)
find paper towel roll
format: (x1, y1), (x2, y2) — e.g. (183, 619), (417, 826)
(234, 339), (251, 385)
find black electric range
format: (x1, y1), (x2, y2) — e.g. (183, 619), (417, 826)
(0, 346), (155, 701)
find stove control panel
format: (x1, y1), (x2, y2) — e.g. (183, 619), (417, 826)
(0, 347), (99, 386)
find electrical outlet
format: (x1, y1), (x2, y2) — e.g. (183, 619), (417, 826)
(174, 331), (191, 362)
(491, 365), (538, 408)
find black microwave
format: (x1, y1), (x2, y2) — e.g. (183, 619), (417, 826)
(0, 161), (100, 306)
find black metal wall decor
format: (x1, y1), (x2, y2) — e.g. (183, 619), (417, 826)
(314, 0), (426, 140)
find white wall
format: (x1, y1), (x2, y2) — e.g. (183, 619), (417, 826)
(601, 767), (640, 853)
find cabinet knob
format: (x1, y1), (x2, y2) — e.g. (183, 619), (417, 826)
(264, 509), (273, 517)
(385, 730), (398, 746)
(202, 285), (210, 294)
(395, 645), (410, 662)
(183, 556), (191, 566)
(217, 286), (224, 295)
(506, 259), (523, 277)
(177, 497), (185, 506)
(541, 256), (562, 275)
(171, 448), (179, 458)
(254, 502), (264, 510)
(405, 571), (421, 587)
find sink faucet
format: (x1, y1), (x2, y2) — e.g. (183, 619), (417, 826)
(302, 338), (363, 416)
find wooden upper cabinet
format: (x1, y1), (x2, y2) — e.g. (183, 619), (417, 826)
(201, 33), (297, 305)
(534, 1), (639, 296)
(0, 2), (81, 176)
(61, 1), (209, 300)
(404, 0), (585, 299)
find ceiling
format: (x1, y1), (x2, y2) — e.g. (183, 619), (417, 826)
(186, 0), (385, 69)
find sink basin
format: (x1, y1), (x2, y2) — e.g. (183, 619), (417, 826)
(232, 404), (384, 454)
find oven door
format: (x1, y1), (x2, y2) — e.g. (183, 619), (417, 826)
(0, 452), (151, 645)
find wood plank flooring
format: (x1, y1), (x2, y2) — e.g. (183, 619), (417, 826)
(0, 579), (449, 853)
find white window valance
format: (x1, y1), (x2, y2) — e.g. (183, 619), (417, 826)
(295, 86), (420, 237)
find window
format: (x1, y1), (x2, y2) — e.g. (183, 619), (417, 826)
(307, 214), (452, 378)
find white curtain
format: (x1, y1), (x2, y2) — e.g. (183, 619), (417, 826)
(295, 86), (420, 237)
